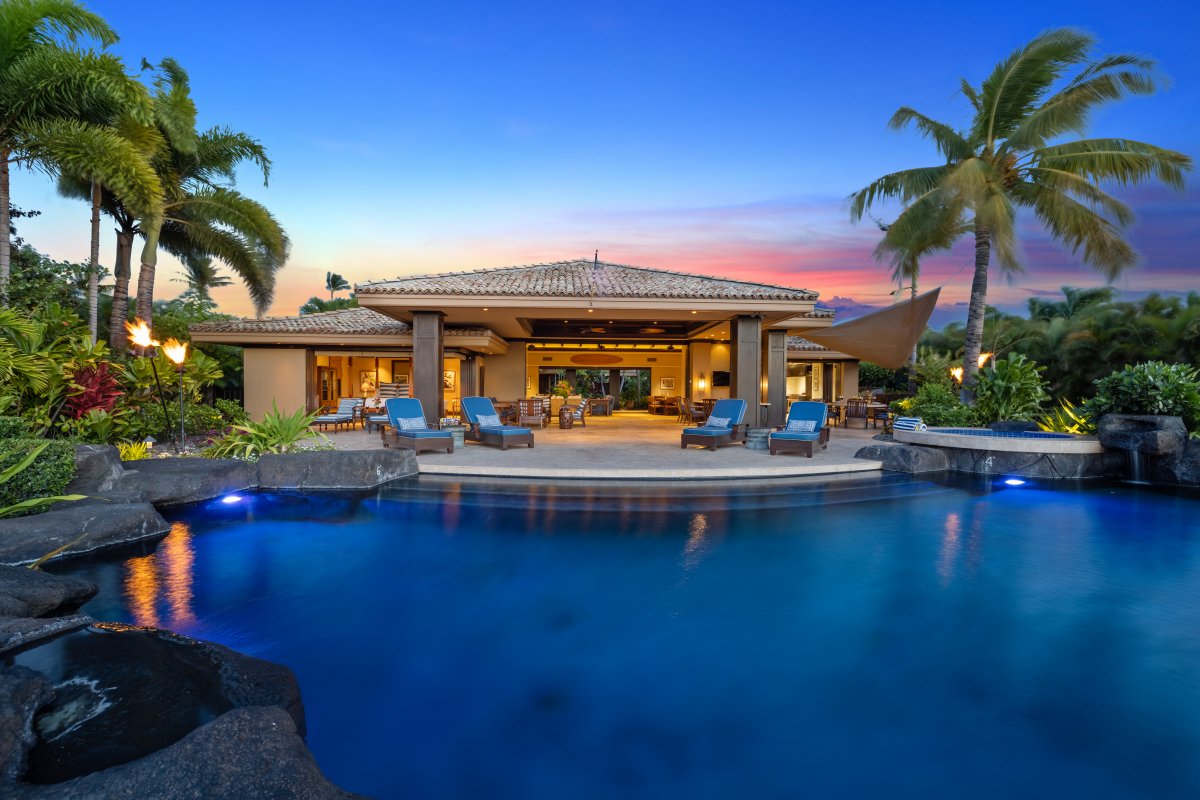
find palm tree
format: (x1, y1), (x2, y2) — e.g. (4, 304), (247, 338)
(171, 258), (232, 301)
(299, 295), (357, 315)
(851, 29), (1191, 400)
(325, 271), (350, 300)
(0, 0), (159, 304)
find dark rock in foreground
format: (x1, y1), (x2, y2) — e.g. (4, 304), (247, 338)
(11, 707), (363, 800)
(0, 667), (53, 783)
(1098, 414), (1188, 457)
(112, 458), (257, 507)
(257, 448), (417, 490)
(0, 504), (170, 567)
(856, 443), (949, 474)
(0, 567), (97, 619)
(64, 446), (124, 496)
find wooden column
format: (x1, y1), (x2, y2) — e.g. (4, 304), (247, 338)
(763, 329), (787, 427)
(462, 355), (478, 397)
(412, 311), (444, 423)
(730, 315), (763, 426)
(608, 369), (621, 399)
(822, 363), (835, 402)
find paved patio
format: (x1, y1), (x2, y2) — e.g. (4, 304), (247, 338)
(325, 411), (886, 481)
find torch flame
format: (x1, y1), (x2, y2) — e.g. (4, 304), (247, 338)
(125, 319), (159, 349)
(162, 338), (188, 366)
(978, 352), (993, 368)
(949, 366), (964, 383)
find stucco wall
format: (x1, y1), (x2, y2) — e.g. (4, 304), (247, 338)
(244, 348), (308, 421)
(482, 345), (527, 399)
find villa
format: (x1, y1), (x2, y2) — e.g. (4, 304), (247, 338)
(190, 259), (864, 426)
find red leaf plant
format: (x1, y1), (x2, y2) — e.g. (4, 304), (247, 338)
(65, 363), (125, 418)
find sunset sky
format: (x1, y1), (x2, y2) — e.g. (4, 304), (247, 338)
(10, 0), (1198, 329)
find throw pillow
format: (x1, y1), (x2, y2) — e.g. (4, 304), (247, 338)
(706, 416), (731, 428)
(397, 417), (427, 431)
(786, 419), (817, 432)
(477, 413), (502, 428)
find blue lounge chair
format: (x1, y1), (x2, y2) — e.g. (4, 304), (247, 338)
(313, 398), (362, 432)
(680, 398), (748, 451)
(769, 401), (829, 457)
(461, 396), (535, 450)
(382, 398), (454, 454)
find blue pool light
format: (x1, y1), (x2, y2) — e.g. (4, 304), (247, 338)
(220, 494), (243, 504)
(1003, 478), (1027, 487)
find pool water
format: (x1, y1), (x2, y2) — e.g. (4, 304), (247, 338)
(53, 474), (1200, 800)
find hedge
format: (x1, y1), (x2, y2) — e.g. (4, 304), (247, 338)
(127, 403), (227, 440)
(0, 438), (77, 515)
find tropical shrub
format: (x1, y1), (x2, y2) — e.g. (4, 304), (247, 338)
(912, 347), (955, 389)
(858, 361), (907, 390)
(204, 404), (327, 461)
(0, 416), (28, 439)
(116, 440), (151, 461)
(0, 439), (78, 517)
(973, 354), (1049, 422)
(64, 362), (124, 418)
(891, 383), (978, 427)
(1082, 362), (1200, 433)
(215, 398), (250, 426)
(62, 408), (132, 444)
(127, 403), (227, 440)
(1039, 398), (1096, 435)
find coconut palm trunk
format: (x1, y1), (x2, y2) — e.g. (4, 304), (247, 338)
(134, 214), (161, 325)
(0, 152), (10, 304)
(87, 178), (100, 338)
(961, 223), (992, 401)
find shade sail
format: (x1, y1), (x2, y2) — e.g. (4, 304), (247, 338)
(800, 288), (941, 368)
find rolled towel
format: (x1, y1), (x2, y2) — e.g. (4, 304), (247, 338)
(893, 417), (925, 432)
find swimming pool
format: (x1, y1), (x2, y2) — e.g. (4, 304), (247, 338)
(51, 474), (1200, 799)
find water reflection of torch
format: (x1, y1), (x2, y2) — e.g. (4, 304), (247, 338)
(125, 319), (178, 454)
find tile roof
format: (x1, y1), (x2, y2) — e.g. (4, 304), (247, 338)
(787, 336), (831, 352)
(190, 307), (489, 337)
(357, 259), (818, 301)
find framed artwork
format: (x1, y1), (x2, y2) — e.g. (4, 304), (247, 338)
(393, 374), (410, 385)
(660, 377), (676, 390)
(525, 376), (531, 390)
(443, 370), (456, 391)
(359, 370), (377, 395)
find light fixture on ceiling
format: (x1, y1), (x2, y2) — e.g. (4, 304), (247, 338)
(482, 307), (489, 311)
(691, 310), (698, 314)
(587, 309), (593, 313)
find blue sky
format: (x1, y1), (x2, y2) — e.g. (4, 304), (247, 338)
(11, 0), (1198, 325)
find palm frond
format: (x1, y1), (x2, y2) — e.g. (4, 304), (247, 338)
(848, 165), (949, 220)
(1033, 138), (1191, 189)
(1021, 167), (1134, 225)
(23, 117), (162, 214)
(960, 79), (981, 113)
(1005, 58), (1160, 151)
(874, 193), (967, 284)
(0, 0), (116, 73)
(1, 48), (151, 131)
(147, 58), (197, 156)
(1017, 180), (1138, 280)
(972, 28), (1093, 148)
(888, 107), (973, 161)
(189, 127), (272, 186)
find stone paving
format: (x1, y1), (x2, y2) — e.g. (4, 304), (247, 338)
(326, 410), (888, 480)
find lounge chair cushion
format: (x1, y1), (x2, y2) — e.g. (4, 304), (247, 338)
(770, 430), (821, 441)
(786, 419), (817, 432)
(707, 416), (731, 429)
(395, 428), (452, 439)
(683, 426), (730, 437)
(477, 413), (502, 428)
(314, 413), (351, 423)
(396, 416), (428, 431)
(480, 425), (531, 436)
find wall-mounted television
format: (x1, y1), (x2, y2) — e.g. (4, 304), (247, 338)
(711, 370), (730, 387)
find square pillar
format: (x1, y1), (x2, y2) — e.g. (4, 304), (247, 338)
(730, 315), (762, 426)
(763, 329), (787, 428)
(412, 311), (444, 423)
(822, 363), (835, 402)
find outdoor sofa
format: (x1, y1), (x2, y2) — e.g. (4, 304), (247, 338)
(461, 396), (535, 450)
(680, 398), (748, 451)
(769, 401), (830, 457)
(381, 398), (454, 454)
